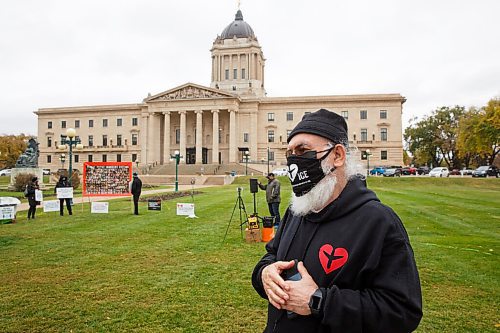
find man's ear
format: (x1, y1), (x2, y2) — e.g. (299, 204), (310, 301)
(331, 144), (346, 168)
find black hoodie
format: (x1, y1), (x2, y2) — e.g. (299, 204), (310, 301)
(252, 175), (422, 333)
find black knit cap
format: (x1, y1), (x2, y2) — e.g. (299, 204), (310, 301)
(287, 108), (348, 144)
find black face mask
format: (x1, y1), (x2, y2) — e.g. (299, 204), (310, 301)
(287, 148), (335, 197)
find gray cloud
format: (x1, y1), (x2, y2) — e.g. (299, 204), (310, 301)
(0, 0), (499, 135)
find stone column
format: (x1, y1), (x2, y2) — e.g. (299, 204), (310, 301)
(148, 114), (156, 164)
(163, 112), (170, 164)
(250, 112), (258, 161)
(140, 114), (148, 165)
(179, 111), (186, 164)
(229, 109), (237, 163)
(212, 110), (219, 164)
(195, 110), (203, 164)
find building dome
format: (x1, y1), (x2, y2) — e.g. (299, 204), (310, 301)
(220, 10), (255, 39)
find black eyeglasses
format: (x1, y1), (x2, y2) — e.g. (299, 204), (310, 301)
(286, 146), (334, 159)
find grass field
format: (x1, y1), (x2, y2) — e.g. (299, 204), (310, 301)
(0, 177), (498, 332)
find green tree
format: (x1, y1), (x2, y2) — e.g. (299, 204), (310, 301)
(404, 106), (466, 169)
(457, 98), (500, 166)
(0, 134), (30, 169)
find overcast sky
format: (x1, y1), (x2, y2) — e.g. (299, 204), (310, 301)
(1, 0), (499, 136)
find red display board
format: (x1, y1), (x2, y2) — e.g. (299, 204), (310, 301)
(83, 162), (133, 197)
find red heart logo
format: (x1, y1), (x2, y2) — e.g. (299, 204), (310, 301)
(319, 244), (348, 274)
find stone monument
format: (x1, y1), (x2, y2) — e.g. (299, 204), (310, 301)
(9, 138), (44, 190)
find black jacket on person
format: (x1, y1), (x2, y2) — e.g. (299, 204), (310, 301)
(258, 179), (281, 203)
(26, 182), (38, 205)
(55, 178), (71, 191)
(131, 177), (142, 196)
(252, 175), (422, 333)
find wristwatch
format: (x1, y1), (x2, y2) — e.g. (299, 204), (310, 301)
(308, 288), (325, 317)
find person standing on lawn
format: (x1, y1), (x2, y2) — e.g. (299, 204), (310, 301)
(258, 173), (281, 229)
(55, 175), (72, 216)
(252, 109), (422, 332)
(130, 172), (142, 215)
(26, 176), (39, 220)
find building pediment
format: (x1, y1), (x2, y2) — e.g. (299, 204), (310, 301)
(144, 83), (237, 102)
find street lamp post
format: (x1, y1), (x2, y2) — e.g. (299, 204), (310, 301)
(170, 150), (182, 192)
(244, 151), (250, 176)
(59, 154), (66, 170)
(364, 149), (372, 177)
(58, 128), (83, 185)
(267, 147), (270, 175)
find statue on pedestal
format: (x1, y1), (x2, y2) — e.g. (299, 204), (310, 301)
(15, 138), (39, 168)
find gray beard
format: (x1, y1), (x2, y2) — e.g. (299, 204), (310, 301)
(290, 161), (338, 216)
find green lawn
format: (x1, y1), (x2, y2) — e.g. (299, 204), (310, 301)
(0, 177), (498, 332)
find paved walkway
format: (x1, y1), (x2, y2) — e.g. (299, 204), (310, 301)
(14, 184), (216, 212)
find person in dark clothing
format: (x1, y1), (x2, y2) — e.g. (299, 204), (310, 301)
(26, 177), (39, 220)
(130, 172), (142, 215)
(252, 109), (422, 333)
(55, 175), (72, 216)
(258, 173), (281, 228)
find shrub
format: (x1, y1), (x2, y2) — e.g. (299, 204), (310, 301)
(13, 173), (35, 192)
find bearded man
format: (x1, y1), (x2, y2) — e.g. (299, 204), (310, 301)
(252, 109), (422, 333)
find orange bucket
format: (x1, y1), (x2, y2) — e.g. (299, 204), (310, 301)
(261, 227), (274, 242)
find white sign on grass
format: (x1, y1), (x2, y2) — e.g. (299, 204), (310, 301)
(0, 206), (15, 219)
(176, 203), (195, 216)
(91, 202), (109, 214)
(56, 187), (73, 199)
(43, 200), (60, 212)
(35, 189), (43, 202)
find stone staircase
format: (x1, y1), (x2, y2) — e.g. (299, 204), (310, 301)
(149, 163), (261, 176)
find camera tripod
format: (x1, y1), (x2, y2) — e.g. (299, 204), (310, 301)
(223, 187), (249, 242)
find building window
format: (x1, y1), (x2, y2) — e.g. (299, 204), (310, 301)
(61, 121), (66, 129)
(75, 120), (80, 128)
(132, 153), (137, 162)
(381, 128), (388, 141)
(102, 135), (108, 146)
(361, 128), (367, 142)
(88, 154), (93, 162)
(89, 119), (94, 128)
(102, 154), (107, 162)
(243, 133), (249, 143)
(132, 117), (138, 126)
(132, 134), (138, 146)
(341, 111), (348, 119)
(267, 113), (275, 122)
(74, 155), (79, 163)
(286, 112), (293, 121)
(268, 151), (275, 161)
(47, 155), (51, 163)
(225, 69), (229, 80)
(233, 68), (237, 79)
(47, 137), (52, 148)
(380, 110), (387, 119)
(117, 118), (122, 127)
(268, 130), (275, 143)
(103, 119), (108, 127)
(88, 135), (93, 147)
(219, 129), (222, 143)
(381, 150), (388, 160)
(241, 68), (246, 79)
(48, 121), (52, 129)
(117, 154), (122, 162)
(117, 135), (122, 146)
(175, 129), (180, 144)
(360, 110), (367, 120)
